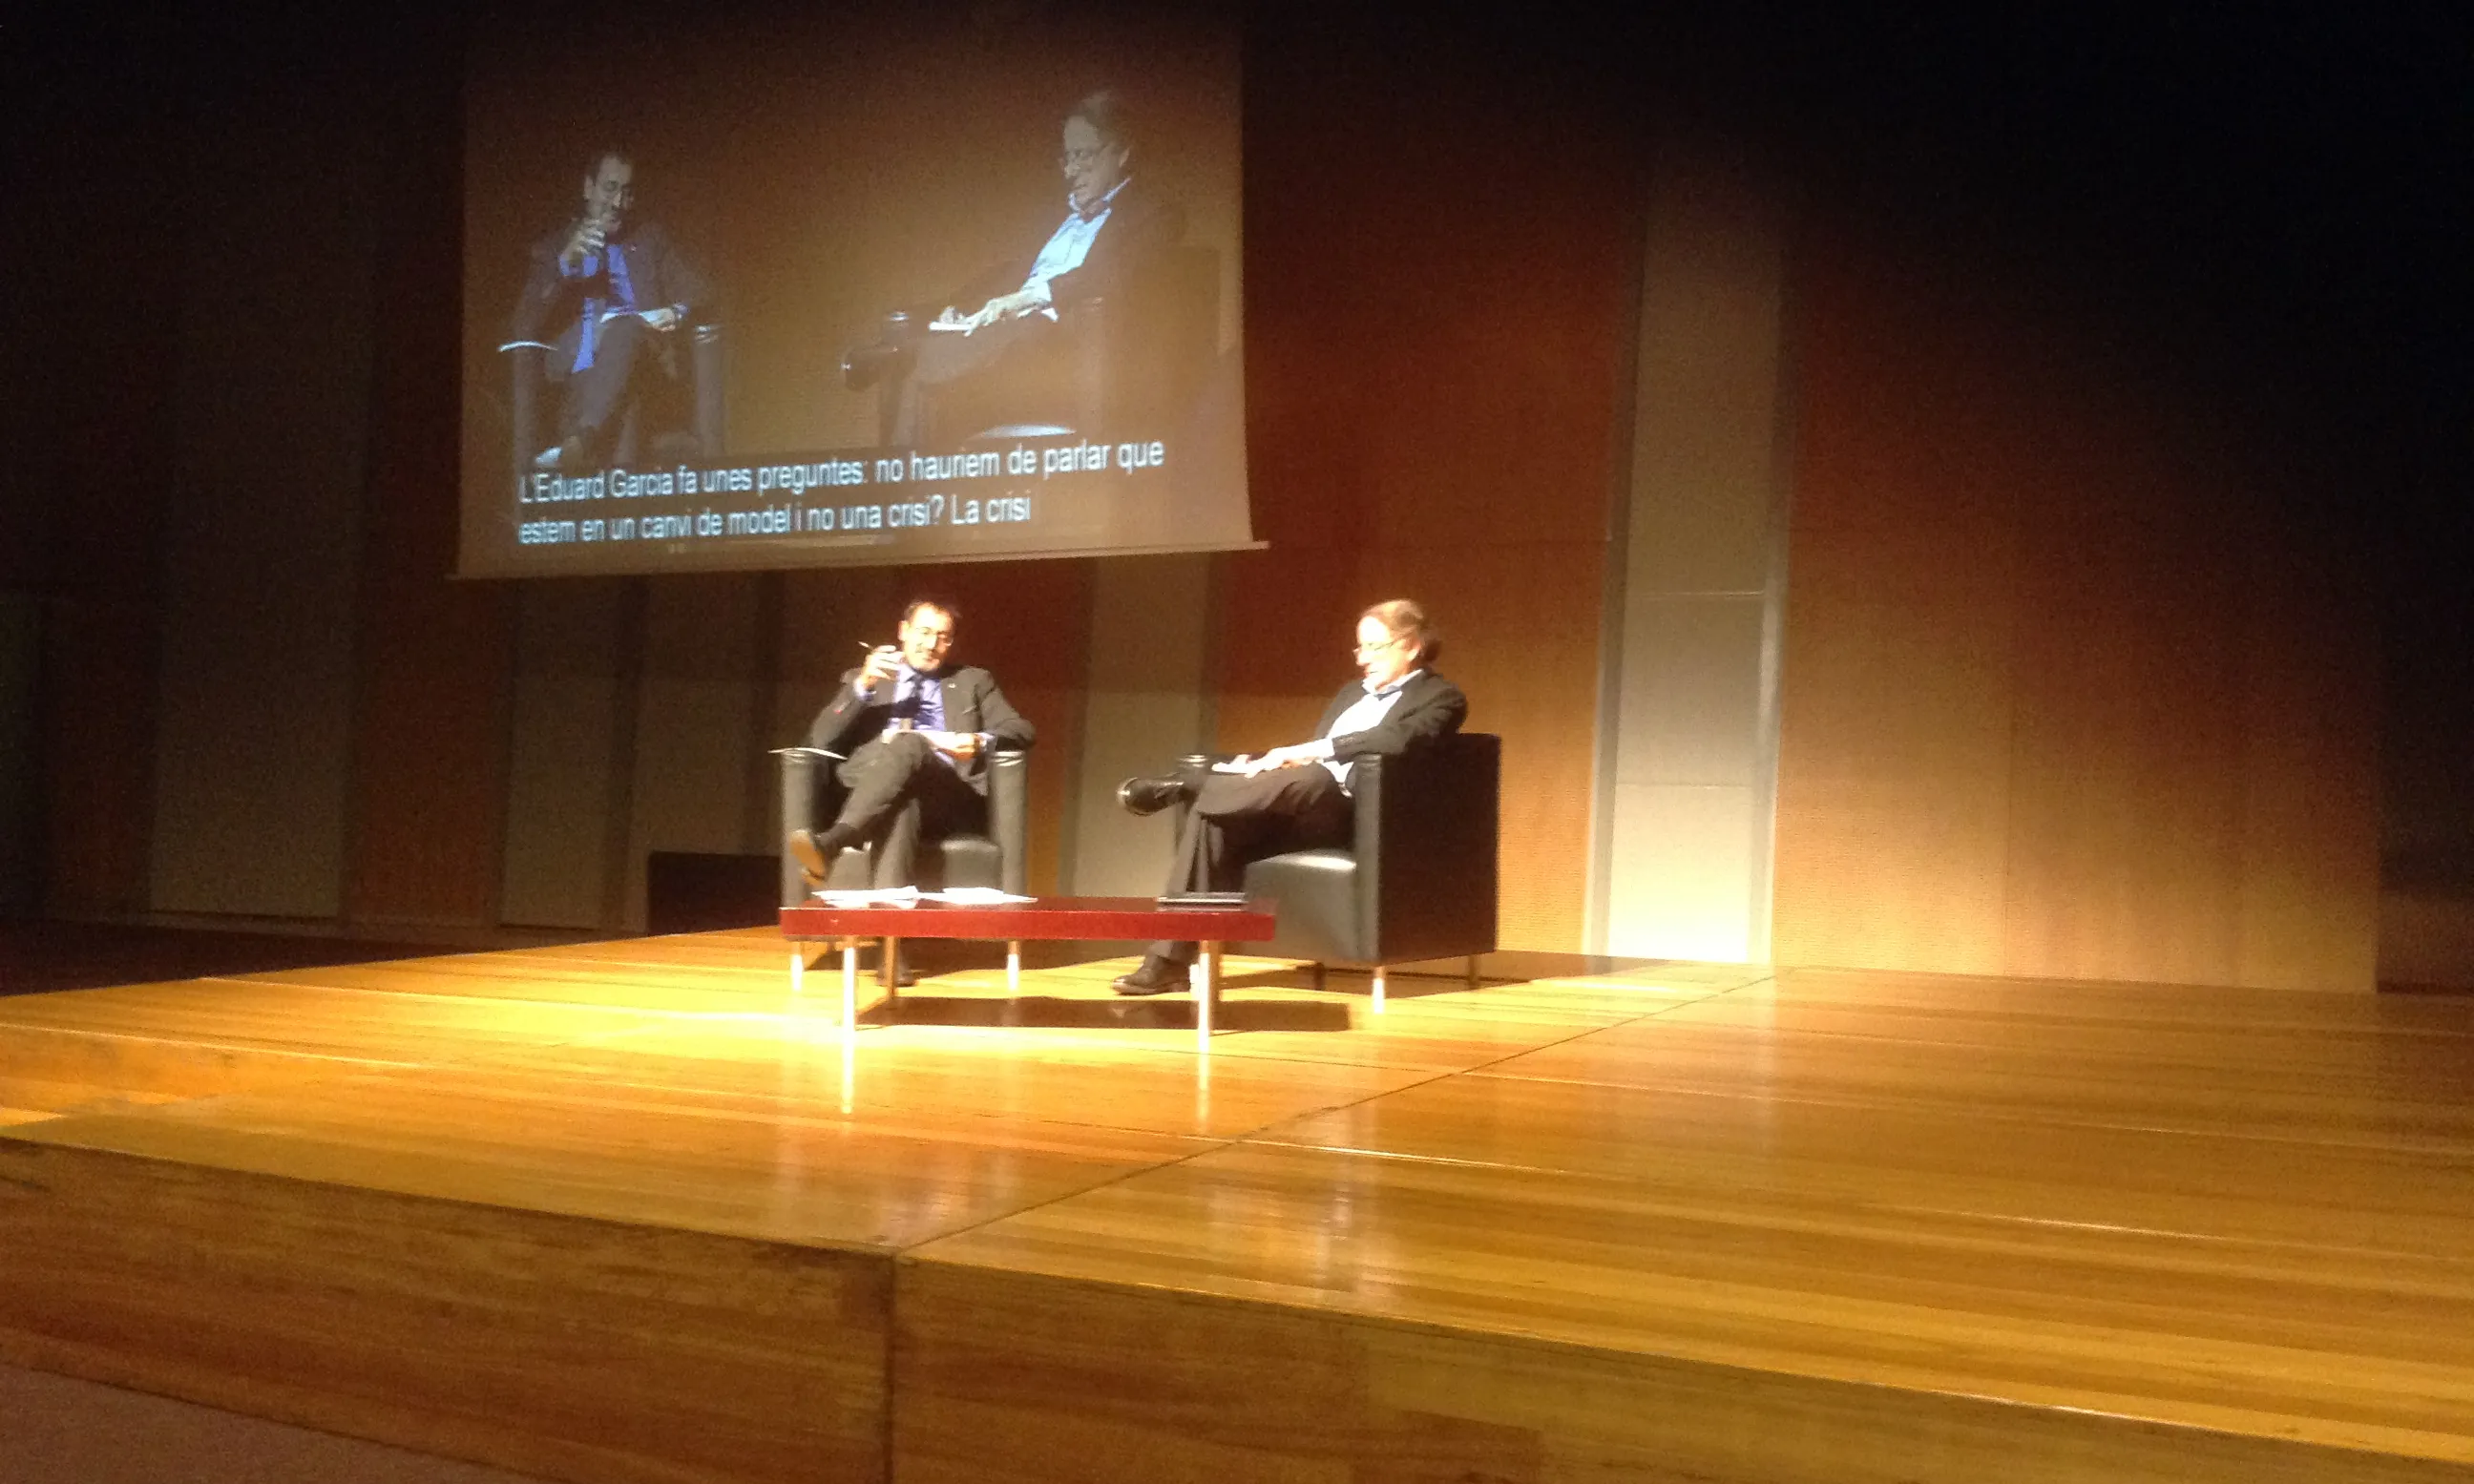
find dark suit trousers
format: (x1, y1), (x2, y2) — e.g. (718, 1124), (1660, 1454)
(835, 731), (985, 888)
(1150, 764), (1351, 965)
(552, 313), (660, 449)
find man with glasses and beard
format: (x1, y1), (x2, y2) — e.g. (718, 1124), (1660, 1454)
(787, 599), (1037, 980)
(1107, 600), (1466, 995)
(506, 149), (711, 472)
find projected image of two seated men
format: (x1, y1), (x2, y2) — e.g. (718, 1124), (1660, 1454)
(459, 2), (1247, 578)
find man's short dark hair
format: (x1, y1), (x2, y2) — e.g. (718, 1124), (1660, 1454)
(903, 596), (959, 626)
(585, 146), (633, 178)
(1361, 598), (1439, 666)
(1066, 90), (1131, 147)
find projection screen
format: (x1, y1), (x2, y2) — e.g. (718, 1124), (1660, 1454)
(458, 3), (1247, 577)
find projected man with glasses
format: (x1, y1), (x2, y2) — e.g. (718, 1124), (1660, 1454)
(855, 90), (1188, 445)
(506, 149), (712, 472)
(1106, 600), (1467, 995)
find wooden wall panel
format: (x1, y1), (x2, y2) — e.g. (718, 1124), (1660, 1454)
(1773, 230), (2379, 990)
(1771, 258), (2022, 975)
(41, 598), (161, 917)
(1223, 23), (1635, 951)
(2234, 531), (2380, 992)
(1998, 412), (2248, 984)
(1771, 545), (2018, 975)
(346, 44), (515, 928)
(625, 575), (768, 929)
(5, 66), (177, 918)
(145, 76), (378, 922)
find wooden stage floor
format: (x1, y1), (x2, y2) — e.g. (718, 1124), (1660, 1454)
(2, 929), (2472, 1483)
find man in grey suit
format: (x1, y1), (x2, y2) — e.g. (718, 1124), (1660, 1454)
(788, 598), (1036, 899)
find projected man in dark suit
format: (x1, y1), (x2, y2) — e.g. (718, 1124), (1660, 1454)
(506, 149), (712, 471)
(1108, 600), (1467, 994)
(788, 597), (1038, 910)
(870, 90), (1186, 444)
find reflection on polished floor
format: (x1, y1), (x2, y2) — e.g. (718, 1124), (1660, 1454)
(1, 927), (2471, 1483)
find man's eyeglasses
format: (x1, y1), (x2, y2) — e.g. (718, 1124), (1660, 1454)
(1059, 145), (1117, 169)
(1352, 636), (1408, 656)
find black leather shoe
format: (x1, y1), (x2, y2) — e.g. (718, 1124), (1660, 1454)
(1116, 774), (1190, 817)
(1111, 956), (1189, 995)
(787, 826), (856, 887)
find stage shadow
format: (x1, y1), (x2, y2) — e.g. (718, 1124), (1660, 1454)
(858, 994), (1354, 1033)
(1219, 966), (1478, 1003)
(0, 921), (477, 998)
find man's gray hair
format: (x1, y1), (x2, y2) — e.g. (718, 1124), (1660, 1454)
(1067, 90), (1132, 147)
(1360, 598), (1439, 665)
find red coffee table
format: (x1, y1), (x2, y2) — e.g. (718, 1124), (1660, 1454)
(778, 895), (1278, 1044)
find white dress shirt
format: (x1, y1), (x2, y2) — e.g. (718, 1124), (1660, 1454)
(1316, 670), (1423, 788)
(1017, 178), (1129, 317)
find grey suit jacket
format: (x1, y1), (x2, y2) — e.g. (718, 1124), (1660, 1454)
(804, 664), (1036, 795)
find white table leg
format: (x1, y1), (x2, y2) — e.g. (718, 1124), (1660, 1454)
(1372, 964), (1387, 1014)
(1007, 939), (1022, 994)
(841, 941), (859, 1037)
(789, 947), (806, 996)
(1194, 940), (1220, 1048)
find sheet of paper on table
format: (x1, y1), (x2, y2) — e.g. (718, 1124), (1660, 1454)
(808, 886), (1036, 907)
(815, 886), (921, 908)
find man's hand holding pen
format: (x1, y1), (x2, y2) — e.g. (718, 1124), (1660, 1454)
(859, 642), (903, 688)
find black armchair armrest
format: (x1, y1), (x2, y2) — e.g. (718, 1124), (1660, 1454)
(1243, 733), (1499, 971)
(774, 746), (845, 908)
(1358, 735), (1499, 966)
(988, 748), (1030, 895)
(689, 322), (725, 457)
(498, 341), (550, 480)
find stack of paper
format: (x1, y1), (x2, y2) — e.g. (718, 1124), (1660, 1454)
(814, 886), (921, 908)
(810, 886), (1037, 908)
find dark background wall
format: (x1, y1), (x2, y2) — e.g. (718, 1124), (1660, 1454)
(1, 5), (2462, 985)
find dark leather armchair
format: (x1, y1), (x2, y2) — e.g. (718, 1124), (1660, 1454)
(776, 746), (1030, 909)
(1182, 733), (1500, 1003)
(501, 322), (726, 478)
(847, 245), (1219, 446)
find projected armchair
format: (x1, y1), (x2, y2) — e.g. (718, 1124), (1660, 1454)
(845, 245), (1219, 446)
(1173, 733), (1500, 1004)
(500, 321), (726, 479)
(776, 745), (1031, 909)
